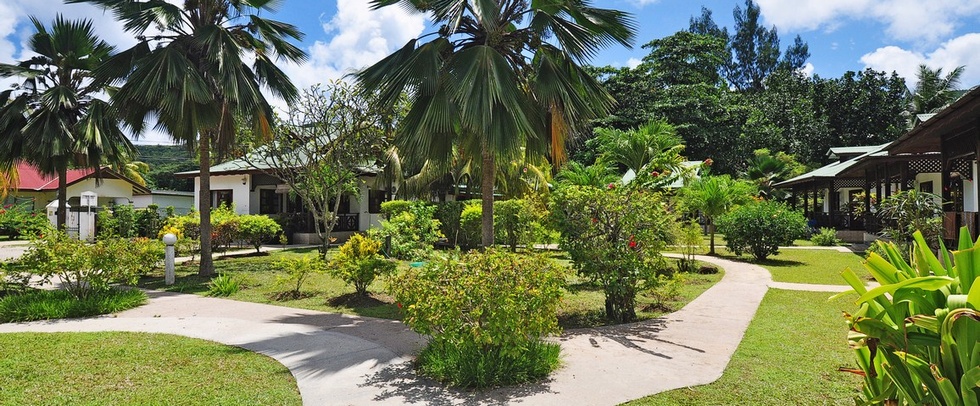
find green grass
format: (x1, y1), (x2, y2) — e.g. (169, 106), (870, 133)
(626, 289), (862, 405)
(0, 289), (147, 322)
(725, 248), (869, 285)
(0, 332), (301, 405)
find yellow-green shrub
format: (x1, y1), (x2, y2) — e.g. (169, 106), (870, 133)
(328, 234), (396, 295)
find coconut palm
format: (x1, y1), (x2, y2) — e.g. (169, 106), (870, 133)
(115, 161), (150, 186)
(911, 64), (965, 114)
(678, 175), (755, 255)
(358, 0), (636, 247)
(74, 0), (307, 275)
(0, 16), (135, 228)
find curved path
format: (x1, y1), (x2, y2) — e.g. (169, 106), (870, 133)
(2, 254), (783, 405)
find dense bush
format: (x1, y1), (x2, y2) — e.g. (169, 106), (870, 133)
(0, 203), (49, 239)
(876, 190), (943, 251)
(0, 288), (147, 322)
(238, 215), (283, 253)
(273, 254), (324, 299)
(369, 201), (441, 261)
(18, 231), (164, 298)
(458, 201), (482, 249)
(389, 250), (565, 388)
(551, 185), (672, 323)
(134, 205), (162, 238)
(493, 199), (535, 251)
(837, 228), (979, 405)
(433, 201), (465, 246)
(809, 227), (840, 246)
(716, 201), (807, 260)
(380, 200), (413, 218)
(328, 234), (396, 295)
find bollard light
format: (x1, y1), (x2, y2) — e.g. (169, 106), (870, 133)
(163, 233), (177, 285)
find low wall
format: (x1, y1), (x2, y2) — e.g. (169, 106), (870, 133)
(291, 232), (356, 245)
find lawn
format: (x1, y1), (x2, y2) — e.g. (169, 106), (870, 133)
(727, 248), (869, 285)
(139, 249), (723, 329)
(0, 332), (301, 405)
(626, 289), (862, 405)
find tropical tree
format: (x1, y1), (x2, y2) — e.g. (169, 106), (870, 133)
(358, 0), (637, 248)
(114, 161), (150, 186)
(74, 0), (307, 275)
(555, 161), (619, 188)
(910, 64), (965, 115)
(677, 175), (755, 254)
(0, 16), (135, 228)
(595, 119), (685, 176)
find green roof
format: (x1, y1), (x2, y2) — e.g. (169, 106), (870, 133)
(776, 144), (889, 188)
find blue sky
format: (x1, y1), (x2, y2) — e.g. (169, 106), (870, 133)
(2, 0), (980, 144)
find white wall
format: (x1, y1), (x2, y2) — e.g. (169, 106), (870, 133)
(965, 162), (978, 212)
(132, 193), (194, 214)
(67, 178), (135, 206)
(915, 172), (943, 207)
(194, 174), (251, 215)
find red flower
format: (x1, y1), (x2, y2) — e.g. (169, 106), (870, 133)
(591, 217), (598, 224)
(649, 171), (660, 178)
(628, 235), (637, 249)
(607, 183), (616, 190)
(703, 158), (714, 166)
(396, 302), (402, 309)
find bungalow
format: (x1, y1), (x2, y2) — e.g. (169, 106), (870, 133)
(7, 162), (151, 211)
(176, 157), (390, 243)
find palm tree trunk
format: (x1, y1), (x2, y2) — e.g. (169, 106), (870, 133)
(199, 134), (214, 276)
(481, 145), (495, 248)
(56, 164), (67, 230)
(708, 219), (716, 255)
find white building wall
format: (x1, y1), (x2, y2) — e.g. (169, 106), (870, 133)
(67, 178), (135, 206)
(915, 172), (943, 206)
(965, 162), (978, 212)
(195, 174), (251, 215)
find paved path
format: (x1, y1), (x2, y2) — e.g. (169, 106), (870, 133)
(0, 252), (858, 405)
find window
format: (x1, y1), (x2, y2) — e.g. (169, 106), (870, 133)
(212, 190), (233, 208)
(259, 189), (280, 214)
(368, 189), (387, 214)
(919, 181), (933, 194)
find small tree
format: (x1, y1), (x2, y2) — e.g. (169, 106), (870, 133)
(717, 201), (808, 260)
(677, 175), (755, 254)
(238, 215), (283, 253)
(494, 199), (535, 252)
(551, 185), (672, 323)
(328, 234), (395, 296)
(240, 81), (394, 257)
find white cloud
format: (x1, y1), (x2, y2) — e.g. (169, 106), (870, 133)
(799, 62), (815, 77)
(626, 0), (660, 7)
(626, 58), (642, 69)
(756, 0), (980, 44)
(280, 0), (427, 93)
(861, 33), (980, 87)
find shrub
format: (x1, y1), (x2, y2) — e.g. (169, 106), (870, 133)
(134, 206), (162, 238)
(328, 234), (395, 295)
(876, 190), (943, 251)
(674, 220), (704, 273)
(238, 215), (283, 253)
(0, 203), (49, 239)
(716, 201), (807, 260)
(434, 201), (465, 246)
(380, 200), (413, 218)
(0, 262), (31, 296)
(207, 273), (241, 297)
(809, 227), (840, 246)
(273, 254), (323, 299)
(18, 231), (162, 299)
(369, 202), (441, 261)
(0, 288), (147, 322)
(836, 228), (980, 405)
(209, 205), (240, 251)
(389, 250), (565, 388)
(493, 199), (535, 252)
(458, 201), (483, 249)
(550, 185), (672, 323)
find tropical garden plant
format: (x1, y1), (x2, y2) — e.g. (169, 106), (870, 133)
(328, 234), (396, 296)
(389, 249), (565, 388)
(835, 228), (980, 405)
(358, 0), (637, 248)
(369, 201), (441, 261)
(677, 174), (755, 254)
(877, 189), (944, 252)
(273, 254), (324, 299)
(74, 0), (307, 275)
(716, 200), (808, 260)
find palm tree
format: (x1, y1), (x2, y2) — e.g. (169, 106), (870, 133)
(595, 119), (684, 175)
(358, 0), (636, 247)
(0, 16), (135, 228)
(678, 175), (754, 255)
(556, 161), (619, 188)
(115, 161), (150, 186)
(74, 0), (307, 275)
(745, 153), (788, 199)
(911, 64), (965, 114)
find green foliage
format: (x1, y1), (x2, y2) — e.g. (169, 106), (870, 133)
(238, 215), (283, 253)
(434, 201), (465, 247)
(810, 227), (841, 246)
(135, 145), (196, 191)
(18, 231), (163, 298)
(0, 262), (31, 296)
(459, 201), (483, 249)
(836, 228), (980, 405)
(328, 234), (396, 295)
(0, 203), (50, 239)
(369, 201), (441, 261)
(389, 249), (565, 388)
(134, 206), (162, 238)
(674, 220), (705, 273)
(676, 175), (755, 254)
(551, 185), (672, 323)
(877, 190), (943, 250)
(273, 254), (323, 299)
(207, 274), (241, 297)
(493, 199), (535, 252)
(0, 288), (147, 322)
(717, 201), (808, 260)
(380, 200), (413, 218)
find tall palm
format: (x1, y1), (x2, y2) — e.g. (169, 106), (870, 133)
(358, 0), (636, 247)
(75, 0), (307, 275)
(0, 16), (134, 228)
(911, 64), (965, 114)
(678, 175), (754, 255)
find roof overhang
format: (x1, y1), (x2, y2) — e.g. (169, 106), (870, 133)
(888, 86), (980, 155)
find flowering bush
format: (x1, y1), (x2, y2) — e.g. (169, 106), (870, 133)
(716, 201), (807, 260)
(389, 249), (565, 387)
(550, 185), (672, 323)
(0, 203), (49, 239)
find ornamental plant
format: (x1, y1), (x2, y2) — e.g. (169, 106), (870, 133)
(273, 254), (324, 299)
(835, 228), (980, 405)
(459, 201), (483, 249)
(389, 249), (565, 388)
(551, 185), (672, 323)
(493, 199), (535, 252)
(369, 201), (441, 261)
(238, 215), (283, 253)
(328, 234), (395, 296)
(716, 201), (807, 260)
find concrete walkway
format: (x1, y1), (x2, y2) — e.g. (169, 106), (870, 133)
(0, 253), (776, 405)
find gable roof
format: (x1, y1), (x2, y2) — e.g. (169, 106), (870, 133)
(15, 162), (151, 194)
(775, 144), (889, 188)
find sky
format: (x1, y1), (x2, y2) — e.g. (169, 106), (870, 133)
(2, 0), (980, 145)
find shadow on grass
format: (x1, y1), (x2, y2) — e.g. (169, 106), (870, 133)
(752, 258), (805, 267)
(138, 274), (212, 295)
